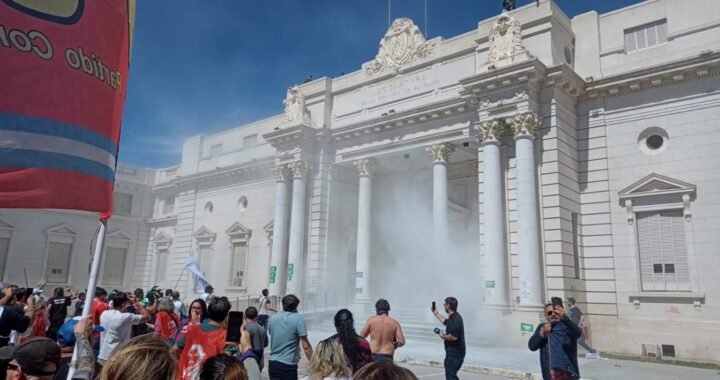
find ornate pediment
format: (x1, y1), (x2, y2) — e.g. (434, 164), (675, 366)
(154, 232), (173, 248)
(193, 226), (216, 246)
(365, 18), (433, 75)
(106, 230), (132, 241)
(45, 224), (78, 236)
(619, 173), (696, 200)
(226, 222), (252, 240)
(619, 173), (697, 224)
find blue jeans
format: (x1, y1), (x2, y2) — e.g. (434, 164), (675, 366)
(372, 353), (394, 362)
(444, 353), (464, 380)
(257, 314), (269, 328)
(268, 360), (297, 380)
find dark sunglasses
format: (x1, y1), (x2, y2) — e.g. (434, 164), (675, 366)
(545, 311), (556, 316)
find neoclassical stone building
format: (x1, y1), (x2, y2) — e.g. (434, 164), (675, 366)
(2, 0), (719, 363)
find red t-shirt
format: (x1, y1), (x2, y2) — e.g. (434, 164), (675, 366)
(91, 299), (108, 338)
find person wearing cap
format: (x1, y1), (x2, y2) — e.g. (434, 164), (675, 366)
(0, 337), (60, 380)
(200, 285), (214, 304)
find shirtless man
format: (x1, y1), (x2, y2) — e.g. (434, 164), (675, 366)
(360, 299), (405, 361)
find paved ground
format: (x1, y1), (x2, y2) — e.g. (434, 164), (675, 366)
(261, 362), (510, 379)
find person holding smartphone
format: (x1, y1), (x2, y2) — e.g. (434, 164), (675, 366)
(431, 297), (465, 380)
(528, 298), (583, 380)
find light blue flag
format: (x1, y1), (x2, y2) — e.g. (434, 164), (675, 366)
(185, 252), (212, 293)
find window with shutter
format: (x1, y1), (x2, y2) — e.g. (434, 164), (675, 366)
(625, 19), (667, 53)
(46, 242), (72, 283)
(199, 248), (213, 278)
(0, 238), (8, 280)
(637, 210), (689, 291)
(113, 193), (133, 215)
(102, 247), (127, 286)
(229, 242), (248, 287)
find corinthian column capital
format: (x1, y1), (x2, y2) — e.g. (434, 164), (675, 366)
(506, 112), (540, 139)
(272, 165), (289, 182)
(474, 119), (506, 144)
(353, 158), (375, 177)
(426, 143), (456, 163)
(288, 161), (311, 178)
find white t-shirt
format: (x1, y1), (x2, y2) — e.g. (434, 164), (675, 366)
(98, 309), (143, 360)
(172, 299), (185, 317)
(258, 296), (268, 316)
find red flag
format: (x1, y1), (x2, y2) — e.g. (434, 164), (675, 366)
(0, 0), (133, 215)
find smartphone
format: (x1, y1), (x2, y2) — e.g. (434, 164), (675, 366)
(226, 311), (243, 343)
(551, 297), (563, 309)
(431, 301), (436, 311)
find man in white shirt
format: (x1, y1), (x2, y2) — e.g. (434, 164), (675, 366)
(98, 292), (150, 364)
(257, 288), (275, 329)
(171, 291), (186, 319)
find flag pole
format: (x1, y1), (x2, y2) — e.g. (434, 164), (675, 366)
(173, 267), (187, 291)
(67, 217), (108, 380)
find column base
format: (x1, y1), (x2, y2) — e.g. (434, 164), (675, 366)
(349, 299), (372, 319)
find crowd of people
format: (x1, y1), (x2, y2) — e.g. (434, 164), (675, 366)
(0, 280), (437, 380)
(0, 278), (586, 380)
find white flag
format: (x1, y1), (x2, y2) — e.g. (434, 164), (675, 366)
(185, 251), (212, 293)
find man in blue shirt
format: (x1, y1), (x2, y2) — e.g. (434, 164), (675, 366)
(528, 302), (583, 380)
(268, 294), (313, 380)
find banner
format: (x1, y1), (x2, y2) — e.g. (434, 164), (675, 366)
(0, 0), (134, 214)
(185, 252), (213, 294)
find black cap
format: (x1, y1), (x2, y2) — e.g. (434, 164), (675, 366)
(205, 285), (214, 293)
(0, 337), (61, 376)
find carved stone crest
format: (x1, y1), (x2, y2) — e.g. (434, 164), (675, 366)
(283, 86), (312, 126)
(365, 18), (433, 75)
(488, 12), (530, 65)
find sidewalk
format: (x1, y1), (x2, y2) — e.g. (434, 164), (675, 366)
(306, 329), (720, 380)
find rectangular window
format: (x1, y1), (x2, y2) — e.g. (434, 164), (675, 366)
(571, 213), (581, 279)
(242, 134), (257, 149)
(46, 242), (72, 283)
(162, 197), (175, 215)
(637, 210), (690, 291)
(113, 193), (133, 215)
(229, 242), (248, 287)
(199, 248), (213, 278)
(0, 237), (9, 280)
(210, 144), (223, 157)
(102, 247), (127, 286)
(625, 20), (667, 53)
(155, 249), (168, 284)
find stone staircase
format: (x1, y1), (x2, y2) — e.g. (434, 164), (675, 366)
(305, 306), (490, 346)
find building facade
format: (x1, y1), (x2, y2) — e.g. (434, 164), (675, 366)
(2, 0), (719, 363)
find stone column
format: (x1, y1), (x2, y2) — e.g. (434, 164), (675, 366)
(285, 161), (310, 295)
(426, 143), (455, 255)
(352, 158), (375, 303)
(268, 165), (290, 296)
(475, 120), (509, 306)
(507, 112), (543, 307)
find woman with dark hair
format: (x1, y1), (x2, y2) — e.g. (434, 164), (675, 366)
(200, 353), (248, 380)
(352, 360), (418, 380)
(172, 298), (207, 346)
(327, 309), (372, 373)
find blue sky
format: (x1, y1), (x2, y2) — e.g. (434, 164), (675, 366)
(120, 0), (642, 169)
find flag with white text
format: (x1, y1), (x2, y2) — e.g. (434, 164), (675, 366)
(0, 0), (134, 214)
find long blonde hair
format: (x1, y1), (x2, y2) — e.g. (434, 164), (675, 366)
(99, 334), (177, 380)
(308, 339), (351, 379)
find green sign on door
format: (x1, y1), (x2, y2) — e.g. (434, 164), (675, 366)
(287, 263), (294, 281)
(521, 323), (534, 333)
(485, 280), (495, 288)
